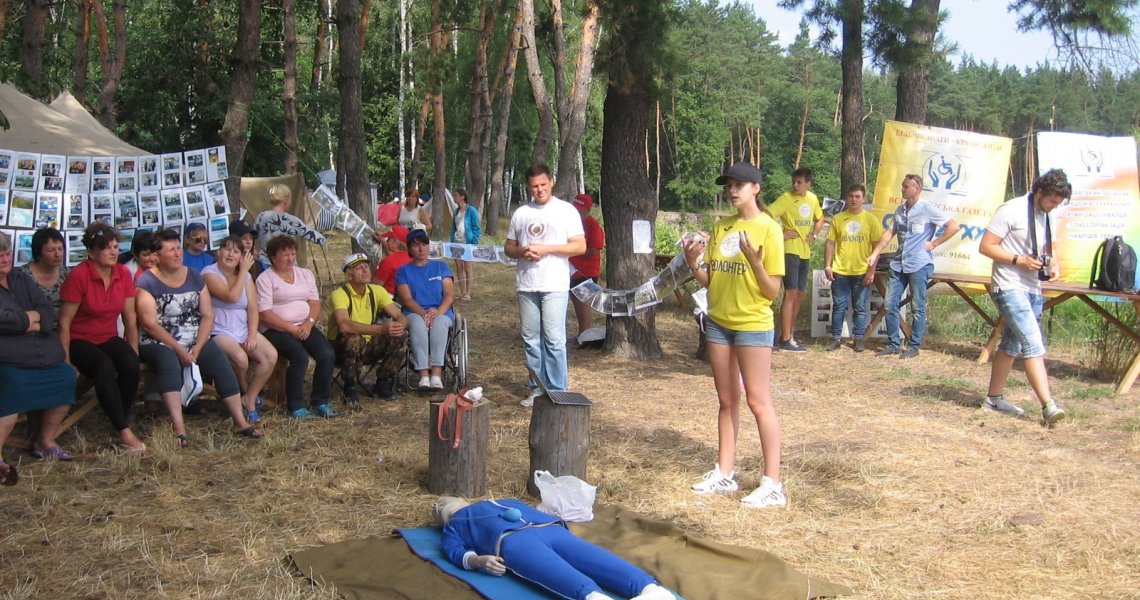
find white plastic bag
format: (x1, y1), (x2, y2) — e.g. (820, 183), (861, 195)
(534, 470), (596, 522)
(180, 363), (203, 407)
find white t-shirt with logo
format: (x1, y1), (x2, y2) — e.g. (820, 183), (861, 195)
(506, 197), (586, 292)
(987, 193), (1049, 293)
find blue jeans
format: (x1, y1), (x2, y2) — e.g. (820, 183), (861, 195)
(993, 289), (1046, 358)
(831, 274), (870, 338)
(518, 291), (569, 392)
(885, 264), (933, 350)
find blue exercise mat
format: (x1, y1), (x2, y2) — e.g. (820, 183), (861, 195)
(399, 527), (548, 600)
(398, 527), (679, 600)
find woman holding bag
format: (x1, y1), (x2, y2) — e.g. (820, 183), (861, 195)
(135, 229), (261, 447)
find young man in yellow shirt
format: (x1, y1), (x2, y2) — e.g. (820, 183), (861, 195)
(767, 167), (825, 352)
(823, 184), (884, 352)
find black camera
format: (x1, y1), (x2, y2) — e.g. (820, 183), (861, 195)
(1037, 255), (1052, 281)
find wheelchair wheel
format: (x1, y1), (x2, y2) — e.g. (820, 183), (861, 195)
(456, 318), (468, 388)
(447, 317), (468, 391)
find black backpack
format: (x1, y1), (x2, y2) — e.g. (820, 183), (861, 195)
(1089, 236), (1137, 293)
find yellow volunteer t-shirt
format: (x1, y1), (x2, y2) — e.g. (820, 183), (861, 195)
(767, 190), (822, 259)
(327, 283), (395, 341)
(828, 210), (885, 276)
(705, 212), (786, 332)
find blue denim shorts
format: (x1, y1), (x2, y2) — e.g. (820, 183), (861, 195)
(704, 317), (775, 347)
(993, 289), (1046, 358)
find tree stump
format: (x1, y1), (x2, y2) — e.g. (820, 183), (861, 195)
(526, 395), (591, 497)
(428, 396), (490, 497)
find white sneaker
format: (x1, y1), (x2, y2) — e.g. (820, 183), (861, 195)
(741, 476), (787, 509)
(429, 376), (444, 389)
(632, 583), (676, 600)
(983, 394), (1025, 416)
(690, 464), (738, 494)
(520, 391), (540, 407)
(1043, 401), (1066, 426)
(417, 376), (431, 389)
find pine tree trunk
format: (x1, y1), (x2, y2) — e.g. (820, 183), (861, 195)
(20, 0), (48, 95)
(894, 0), (940, 124)
(600, 84), (662, 359)
(283, 0), (299, 174)
(520, 0), (554, 163)
(485, 0), (524, 237)
(464, 0), (499, 211)
(72, 0), (91, 97)
(0, 0), (10, 43)
(428, 0), (448, 231)
(337, 0), (371, 226)
(552, 0), (600, 201)
(219, 0), (262, 201)
(310, 0), (329, 89)
(840, 0), (865, 195)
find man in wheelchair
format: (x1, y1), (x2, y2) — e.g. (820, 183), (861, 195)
(329, 253), (408, 402)
(396, 228), (455, 390)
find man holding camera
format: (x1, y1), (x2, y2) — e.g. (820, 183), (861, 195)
(978, 169), (1070, 426)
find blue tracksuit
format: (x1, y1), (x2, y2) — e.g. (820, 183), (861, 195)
(440, 499), (656, 600)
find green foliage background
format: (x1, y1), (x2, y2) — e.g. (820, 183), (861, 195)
(2, 0), (1140, 213)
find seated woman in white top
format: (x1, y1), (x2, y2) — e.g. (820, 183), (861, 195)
(201, 235), (278, 424)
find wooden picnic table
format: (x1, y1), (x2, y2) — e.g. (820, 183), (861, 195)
(866, 271), (1140, 395)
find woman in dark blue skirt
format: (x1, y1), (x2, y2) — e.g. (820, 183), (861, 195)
(0, 232), (77, 485)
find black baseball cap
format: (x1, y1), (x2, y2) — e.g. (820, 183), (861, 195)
(715, 162), (764, 185)
(229, 219), (256, 237)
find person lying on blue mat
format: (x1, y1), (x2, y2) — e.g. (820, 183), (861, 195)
(434, 496), (675, 600)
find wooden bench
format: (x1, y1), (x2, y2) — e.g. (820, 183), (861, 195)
(4, 362), (286, 450)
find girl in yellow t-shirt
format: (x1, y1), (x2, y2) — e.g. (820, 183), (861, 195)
(682, 161), (787, 509)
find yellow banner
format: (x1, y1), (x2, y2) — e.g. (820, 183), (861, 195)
(871, 121), (1012, 278)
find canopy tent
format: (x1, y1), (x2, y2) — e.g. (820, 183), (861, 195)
(0, 84), (147, 156)
(0, 83), (334, 280)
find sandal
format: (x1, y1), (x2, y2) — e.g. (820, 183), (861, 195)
(174, 434), (190, 448)
(0, 460), (18, 486)
(235, 427), (263, 439)
(31, 445), (75, 461)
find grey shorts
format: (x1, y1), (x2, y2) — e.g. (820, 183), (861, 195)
(783, 255), (811, 290)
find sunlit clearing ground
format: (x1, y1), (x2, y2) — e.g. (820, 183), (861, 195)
(1, 232), (1138, 599)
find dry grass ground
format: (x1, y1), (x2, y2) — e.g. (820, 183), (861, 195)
(2, 231), (1139, 599)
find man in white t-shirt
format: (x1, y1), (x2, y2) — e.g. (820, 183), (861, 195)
(978, 168), (1070, 426)
(505, 162), (586, 406)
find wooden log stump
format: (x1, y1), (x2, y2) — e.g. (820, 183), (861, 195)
(428, 396), (490, 497)
(526, 395), (591, 497)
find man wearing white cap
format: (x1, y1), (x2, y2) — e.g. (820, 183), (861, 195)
(328, 253), (407, 402)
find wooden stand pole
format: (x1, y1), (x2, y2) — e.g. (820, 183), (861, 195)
(526, 395), (590, 497)
(428, 396), (489, 497)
